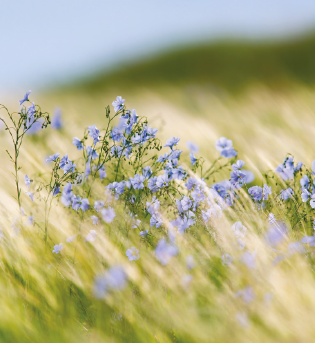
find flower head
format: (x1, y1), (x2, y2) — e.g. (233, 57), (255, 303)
(112, 96), (125, 112)
(19, 90), (31, 105)
(88, 125), (100, 145)
(25, 192), (34, 201)
(164, 137), (180, 149)
(232, 160), (245, 170)
(25, 175), (31, 189)
(126, 247), (140, 261)
(72, 137), (83, 150)
(46, 153), (60, 162)
(190, 152), (197, 166)
(101, 207), (116, 223)
(248, 186), (262, 202)
(52, 243), (63, 254)
(130, 174), (145, 190)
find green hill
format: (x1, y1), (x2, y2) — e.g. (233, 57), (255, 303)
(65, 32), (315, 94)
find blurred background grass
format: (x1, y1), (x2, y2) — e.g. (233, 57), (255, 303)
(34, 30), (315, 179)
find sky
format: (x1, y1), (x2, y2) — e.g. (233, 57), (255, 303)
(1, 0), (315, 96)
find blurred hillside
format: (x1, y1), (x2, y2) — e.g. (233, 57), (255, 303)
(34, 32), (315, 182)
(62, 32), (315, 94)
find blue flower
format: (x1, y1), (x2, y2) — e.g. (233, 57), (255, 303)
(310, 194), (315, 208)
(172, 166), (186, 180)
(130, 174), (145, 190)
(101, 207), (115, 223)
(276, 162), (294, 181)
(126, 247), (140, 261)
(25, 192), (34, 201)
(111, 128), (124, 142)
(215, 137), (232, 151)
(52, 243), (63, 254)
(87, 146), (99, 160)
(131, 133), (143, 144)
(169, 149), (182, 160)
(19, 90), (31, 105)
(263, 184), (272, 200)
(243, 170), (255, 184)
(294, 161), (303, 172)
(59, 154), (69, 169)
(51, 108), (63, 129)
(80, 198), (89, 212)
(157, 153), (169, 163)
(164, 137), (180, 149)
(140, 230), (148, 237)
(300, 175), (309, 189)
(180, 196), (192, 211)
(190, 153), (197, 166)
(25, 175), (31, 189)
(46, 153), (60, 162)
(71, 195), (82, 211)
(112, 96), (125, 112)
(59, 154), (76, 174)
(148, 177), (158, 193)
(248, 186), (262, 202)
(99, 165), (106, 180)
(280, 188), (294, 200)
(220, 147), (237, 158)
(143, 126), (158, 140)
(150, 213), (163, 228)
(186, 141), (199, 153)
(156, 173), (169, 188)
(61, 183), (73, 207)
(88, 125), (100, 144)
(215, 137), (237, 158)
(213, 183), (227, 198)
(191, 188), (205, 203)
(72, 137), (83, 150)
(52, 186), (60, 196)
(27, 102), (36, 117)
(185, 177), (197, 191)
(232, 160), (245, 170)
(130, 109), (138, 124)
(155, 239), (178, 265)
(301, 188), (311, 202)
(230, 170), (247, 189)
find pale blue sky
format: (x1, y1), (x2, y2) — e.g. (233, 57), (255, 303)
(1, 0), (315, 95)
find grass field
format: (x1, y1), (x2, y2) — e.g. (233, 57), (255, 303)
(2, 36), (315, 342)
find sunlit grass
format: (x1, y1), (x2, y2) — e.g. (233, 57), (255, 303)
(1, 84), (315, 342)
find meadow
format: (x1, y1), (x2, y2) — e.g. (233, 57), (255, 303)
(2, 38), (315, 342)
